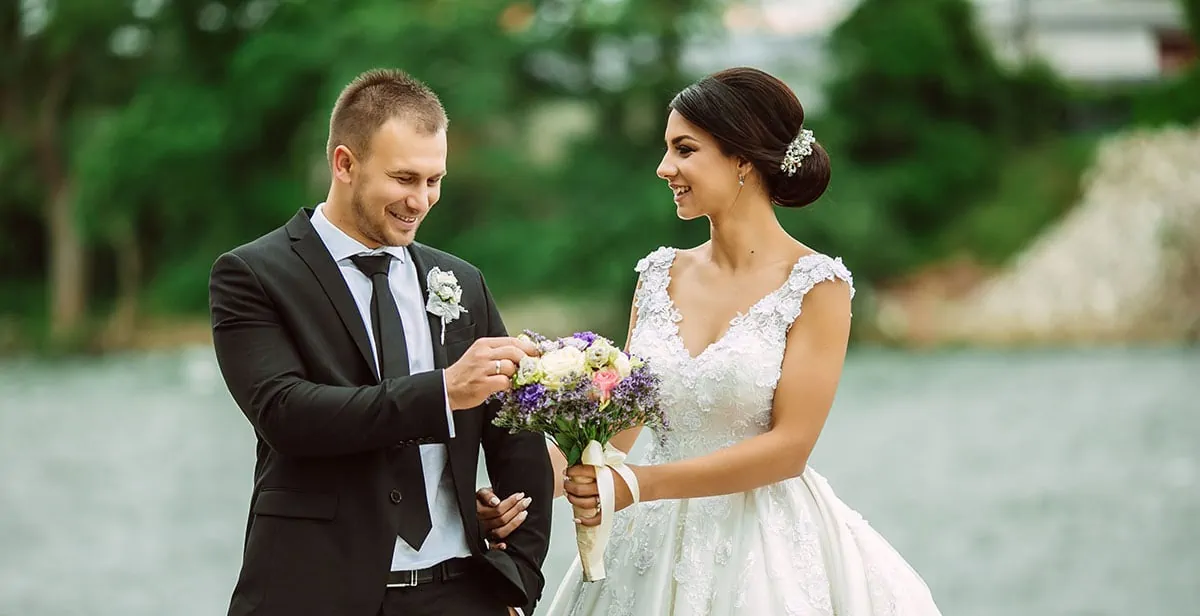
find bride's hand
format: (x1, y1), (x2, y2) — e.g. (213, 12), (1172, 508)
(564, 464), (639, 527)
(475, 487), (531, 549)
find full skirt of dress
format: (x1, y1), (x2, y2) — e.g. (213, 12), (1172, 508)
(545, 467), (942, 616)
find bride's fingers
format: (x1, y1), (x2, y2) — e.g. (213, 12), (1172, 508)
(476, 488), (501, 517)
(566, 493), (599, 510)
(490, 508), (529, 540)
(479, 491), (524, 523)
(573, 509), (602, 527)
(492, 495), (531, 527)
(564, 477), (598, 498)
(564, 465), (596, 482)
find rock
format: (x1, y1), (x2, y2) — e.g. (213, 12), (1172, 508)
(916, 124), (1200, 345)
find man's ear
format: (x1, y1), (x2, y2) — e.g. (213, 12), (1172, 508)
(332, 145), (357, 183)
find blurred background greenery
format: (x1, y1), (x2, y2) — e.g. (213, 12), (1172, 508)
(4, 0), (1197, 353)
(2, 1), (1199, 615)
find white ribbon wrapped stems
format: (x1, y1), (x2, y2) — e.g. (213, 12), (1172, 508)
(572, 440), (640, 581)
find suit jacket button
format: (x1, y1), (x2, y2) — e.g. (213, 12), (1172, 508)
(389, 489), (402, 504)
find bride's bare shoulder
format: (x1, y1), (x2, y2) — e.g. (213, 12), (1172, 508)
(671, 243), (709, 273)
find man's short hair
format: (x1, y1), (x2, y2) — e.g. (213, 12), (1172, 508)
(326, 68), (448, 163)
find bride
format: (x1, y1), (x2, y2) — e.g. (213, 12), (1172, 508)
(477, 66), (942, 615)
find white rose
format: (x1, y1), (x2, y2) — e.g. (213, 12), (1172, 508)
(613, 352), (631, 378)
(585, 339), (617, 369)
(514, 356), (543, 386)
(432, 269), (457, 288)
(539, 347), (586, 389)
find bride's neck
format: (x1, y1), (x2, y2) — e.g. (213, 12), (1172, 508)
(707, 204), (789, 270)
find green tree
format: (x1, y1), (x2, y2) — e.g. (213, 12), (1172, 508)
(823, 0), (1014, 265)
(2, 0), (729, 351)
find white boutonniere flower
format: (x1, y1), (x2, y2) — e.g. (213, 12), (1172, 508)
(426, 266), (467, 343)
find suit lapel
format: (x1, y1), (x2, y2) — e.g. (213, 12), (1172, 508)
(406, 243), (449, 370)
(286, 209), (379, 380)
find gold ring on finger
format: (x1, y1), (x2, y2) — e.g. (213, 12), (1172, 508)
(494, 360), (502, 375)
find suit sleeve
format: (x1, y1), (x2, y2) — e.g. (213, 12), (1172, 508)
(209, 250), (450, 457)
(477, 274), (555, 615)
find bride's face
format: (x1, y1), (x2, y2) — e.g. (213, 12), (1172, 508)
(656, 110), (741, 221)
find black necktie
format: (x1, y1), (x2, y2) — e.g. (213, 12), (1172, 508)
(349, 254), (432, 551)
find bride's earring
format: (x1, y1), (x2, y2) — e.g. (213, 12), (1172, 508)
(738, 175), (745, 187)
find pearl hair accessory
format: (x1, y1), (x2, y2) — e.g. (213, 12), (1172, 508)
(779, 129), (816, 177)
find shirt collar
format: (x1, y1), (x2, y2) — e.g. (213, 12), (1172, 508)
(311, 202), (407, 264)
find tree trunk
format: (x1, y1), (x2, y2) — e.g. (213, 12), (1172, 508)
(36, 61), (87, 345)
(106, 221), (141, 347)
(46, 178), (86, 344)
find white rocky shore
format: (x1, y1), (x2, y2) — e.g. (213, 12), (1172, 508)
(883, 124), (1200, 345)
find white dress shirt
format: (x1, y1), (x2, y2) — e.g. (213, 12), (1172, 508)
(310, 204), (472, 571)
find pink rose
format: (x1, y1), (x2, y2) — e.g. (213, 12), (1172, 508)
(591, 368), (621, 402)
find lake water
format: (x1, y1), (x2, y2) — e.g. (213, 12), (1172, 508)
(1, 346), (1197, 615)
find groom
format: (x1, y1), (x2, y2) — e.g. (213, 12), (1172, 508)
(209, 68), (553, 616)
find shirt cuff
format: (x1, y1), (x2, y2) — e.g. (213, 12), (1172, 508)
(513, 609), (524, 616)
(441, 370), (456, 439)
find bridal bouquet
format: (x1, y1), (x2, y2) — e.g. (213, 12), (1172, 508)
(491, 330), (665, 581)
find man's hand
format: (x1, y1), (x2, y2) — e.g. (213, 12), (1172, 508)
(476, 487), (531, 549)
(444, 337), (539, 410)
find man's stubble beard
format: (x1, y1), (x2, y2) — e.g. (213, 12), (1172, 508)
(350, 186), (389, 247)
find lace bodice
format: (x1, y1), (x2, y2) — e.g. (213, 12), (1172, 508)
(629, 246), (855, 463)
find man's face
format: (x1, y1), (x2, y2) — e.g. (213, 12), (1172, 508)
(336, 116), (447, 247)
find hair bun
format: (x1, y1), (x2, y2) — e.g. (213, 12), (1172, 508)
(768, 138), (830, 209)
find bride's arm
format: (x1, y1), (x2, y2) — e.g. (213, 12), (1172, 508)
(568, 278), (851, 518)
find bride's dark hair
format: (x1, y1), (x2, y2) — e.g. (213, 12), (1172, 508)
(668, 67), (830, 209)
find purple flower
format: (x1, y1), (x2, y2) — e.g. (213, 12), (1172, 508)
(573, 331), (598, 345)
(516, 383), (546, 408)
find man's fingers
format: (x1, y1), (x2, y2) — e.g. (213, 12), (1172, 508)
(484, 374), (514, 394)
(479, 335), (540, 357)
(478, 336), (533, 351)
(512, 337), (540, 357)
(487, 344), (529, 365)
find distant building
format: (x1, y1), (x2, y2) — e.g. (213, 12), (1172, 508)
(683, 0), (1195, 113)
(978, 0), (1193, 83)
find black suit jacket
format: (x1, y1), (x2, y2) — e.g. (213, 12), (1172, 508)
(209, 208), (553, 615)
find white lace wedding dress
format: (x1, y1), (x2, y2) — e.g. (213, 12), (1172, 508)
(545, 247), (942, 616)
